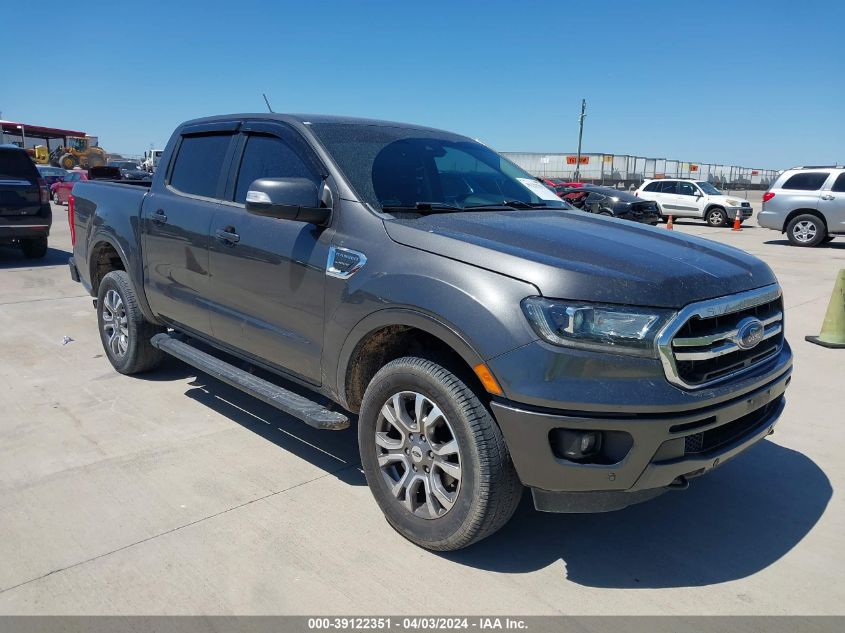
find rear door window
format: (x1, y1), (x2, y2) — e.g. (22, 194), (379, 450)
(233, 134), (319, 204)
(169, 133), (232, 198)
(830, 173), (845, 192)
(660, 181), (678, 194)
(781, 172), (830, 190)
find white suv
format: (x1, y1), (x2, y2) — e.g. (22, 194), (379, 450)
(635, 179), (754, 227)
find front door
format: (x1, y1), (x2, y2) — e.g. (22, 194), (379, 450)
(142, 129), (237, 336)
(206, 123), (331, 384)
(676, 181), (703, 217)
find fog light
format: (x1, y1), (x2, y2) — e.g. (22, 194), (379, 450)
(552, 429), (603, 461)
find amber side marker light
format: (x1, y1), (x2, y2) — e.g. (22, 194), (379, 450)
(473, 363), (503, 396)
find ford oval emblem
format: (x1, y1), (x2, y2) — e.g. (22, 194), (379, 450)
(735, 317), (765, 350)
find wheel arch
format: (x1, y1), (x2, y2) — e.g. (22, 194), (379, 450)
(783, 208), (827, 234)
(336, 309), (489, 413)
(88, 238), (128, 295)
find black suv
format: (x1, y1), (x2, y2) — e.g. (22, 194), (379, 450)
(0, 145), (52, 258)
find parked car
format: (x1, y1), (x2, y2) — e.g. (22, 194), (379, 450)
(1, 144), (51, 258)
(36, 165), (68, 188)
(757, 166), (845, 246)
(68, 113), (791, 551)
(51, 170), (87, 205)
(52, 167), (123, 204)
(635, 179), (754, 226)
(107, 160), (152, 181)
(556, 184), (660, 224)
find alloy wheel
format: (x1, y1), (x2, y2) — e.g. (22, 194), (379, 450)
(792, 220), (817, 243)
(375, 391), (462, 519)
(101, 289), (129, 357)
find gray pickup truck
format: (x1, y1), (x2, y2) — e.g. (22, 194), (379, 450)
(68, 113), (793, 551)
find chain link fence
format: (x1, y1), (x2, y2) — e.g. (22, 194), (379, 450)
(501, 152), (779, 191)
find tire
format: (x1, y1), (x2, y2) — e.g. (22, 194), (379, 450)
(786, 214), (826, 247)
(21, 237), (48, 259)
(96, 270), (165, 374)
(598, 211), (613, 217)
(705, 207), (727, 227)
(60, 153), (77, 170)
(358, 356), (522, 551)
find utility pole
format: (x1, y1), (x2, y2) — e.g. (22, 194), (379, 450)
(574, 99), (586, 181)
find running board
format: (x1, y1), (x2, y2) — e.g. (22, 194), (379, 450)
(150, 333), (349, 430)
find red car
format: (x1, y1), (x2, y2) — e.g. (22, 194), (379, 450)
(50, 166), (121, 205)
(51, 170), (87, 205)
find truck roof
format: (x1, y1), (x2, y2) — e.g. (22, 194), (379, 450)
(180, 113), (460, 136)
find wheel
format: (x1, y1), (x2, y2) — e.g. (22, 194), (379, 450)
(21, 237), (48, 259)
(60, 153), (77, 170)
(52, 190), (62, 205)
(786, 214), (826, 247)
(705, 207), (727, 227)
(96, 270), (165, 374)
(358, 356), (522, 551)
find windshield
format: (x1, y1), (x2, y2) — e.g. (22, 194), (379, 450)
(696, 181), (722, 195)
(308, 123), (567, 213)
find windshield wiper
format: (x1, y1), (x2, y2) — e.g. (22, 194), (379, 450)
(380, 202), (463, 214)
(465, 200), (554, 210)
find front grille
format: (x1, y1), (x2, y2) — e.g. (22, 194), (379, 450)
(684, 398), (779, 455)
(658, 286), (784, 389)
(741, 201), (751, 208)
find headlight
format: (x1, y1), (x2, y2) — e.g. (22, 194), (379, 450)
(521, 297), (675, 357)
(726, 198), (741, 206)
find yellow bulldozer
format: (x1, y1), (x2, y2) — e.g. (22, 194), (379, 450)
(49, 136), (107, 170)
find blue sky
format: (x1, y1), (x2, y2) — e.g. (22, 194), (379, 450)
(2, 0), (842, 168)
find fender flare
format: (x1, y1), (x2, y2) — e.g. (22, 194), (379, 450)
(88, 233), (159, 324)
(334, 308), (487, 410)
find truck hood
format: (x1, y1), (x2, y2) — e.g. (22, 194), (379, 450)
(384, 210), (776, 308)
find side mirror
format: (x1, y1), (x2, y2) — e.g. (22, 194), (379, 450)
(245, 177), (331, 225)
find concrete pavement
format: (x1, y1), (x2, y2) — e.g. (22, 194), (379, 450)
(0, 201), (842, 614)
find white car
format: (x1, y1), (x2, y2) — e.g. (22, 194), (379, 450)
(635, 179), (754, 226)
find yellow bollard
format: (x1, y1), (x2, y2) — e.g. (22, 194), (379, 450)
(805, 269), (845, 348)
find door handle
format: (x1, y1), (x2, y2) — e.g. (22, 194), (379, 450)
(152, 209), (168, 223)
(215, 227), (240, 244)
(821, 195), (835, 201)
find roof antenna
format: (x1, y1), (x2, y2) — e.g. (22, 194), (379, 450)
(262, 93), (274, 113)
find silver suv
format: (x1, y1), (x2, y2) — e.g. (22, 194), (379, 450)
(758, 166), (845, 246)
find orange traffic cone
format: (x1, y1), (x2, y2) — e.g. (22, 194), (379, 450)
(732, 212), (742, 231)
(666, 215), (674, 230)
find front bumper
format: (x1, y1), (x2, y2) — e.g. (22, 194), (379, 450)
(726, 205), (754, 220)
(491, 363), (790, 512)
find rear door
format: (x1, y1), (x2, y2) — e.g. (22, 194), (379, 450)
(206, 121), (332, 384)
(0, 149), (41, 217)
(819, 171), (845, 234)
(142, 122), (239, 336)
